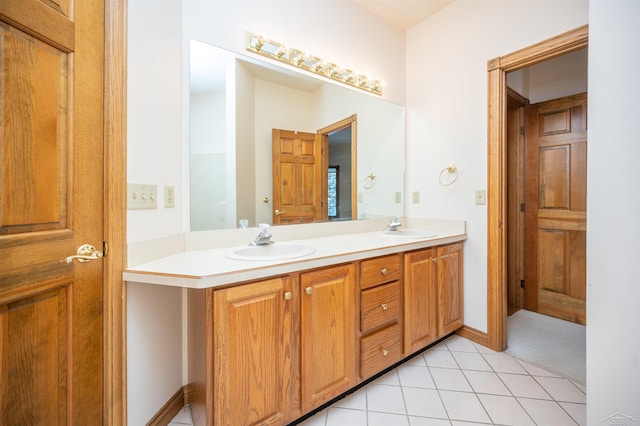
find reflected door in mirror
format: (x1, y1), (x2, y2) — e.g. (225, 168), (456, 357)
(272, 129), (325, 225)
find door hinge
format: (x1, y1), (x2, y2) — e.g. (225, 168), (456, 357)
(520, 203), (525, 212)
(520, 279), (525, 289)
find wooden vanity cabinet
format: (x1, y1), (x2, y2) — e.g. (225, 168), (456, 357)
(404, 243), (464, 355)
(437, 242), (464, 336)
(300, 263), (357, 412)
(187, 242), (462, 425)
(358, 254), (403, 379)
(204, 276), (296, 426)
(189, 264), (356, 425)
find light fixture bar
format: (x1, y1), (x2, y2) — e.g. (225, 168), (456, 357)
(246, 32), (382, 96)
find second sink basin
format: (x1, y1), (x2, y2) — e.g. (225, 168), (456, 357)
(381, 229), (437, 239)
(225, 243), (316, 261)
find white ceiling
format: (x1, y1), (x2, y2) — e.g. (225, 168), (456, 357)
(353, 0), (454, 30)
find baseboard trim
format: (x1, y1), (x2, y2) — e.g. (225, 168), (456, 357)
(146, 386), (187, 426)
(456, 325), (489, 348)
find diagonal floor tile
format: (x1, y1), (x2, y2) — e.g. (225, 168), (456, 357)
(439, 390), (491, 423)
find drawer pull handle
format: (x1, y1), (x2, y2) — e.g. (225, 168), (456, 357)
(305, 286), (312, 295)
(380, 268), (388, 275)
(381, 303), (388, 311)
(284, 292), (292, 301)
(381, 348), (389, 356)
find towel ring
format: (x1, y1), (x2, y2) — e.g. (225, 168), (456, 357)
(364, 173), (376, 189)
(438, 165), (458, 186)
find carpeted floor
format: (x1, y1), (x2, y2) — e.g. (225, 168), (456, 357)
(506, 309), (586, 385)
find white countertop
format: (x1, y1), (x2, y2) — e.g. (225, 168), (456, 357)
(123, 223), (467, 289)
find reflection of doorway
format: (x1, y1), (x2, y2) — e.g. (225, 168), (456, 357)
(327, 127), (353, 221)
(271, 115), (357, 225)
(486, 25), (588, 352)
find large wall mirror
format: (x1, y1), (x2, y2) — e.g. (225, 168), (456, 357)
(188, 40), (405, 231)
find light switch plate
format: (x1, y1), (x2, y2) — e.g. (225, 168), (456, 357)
(475, 189), (486, 205)
(395, 192), (402, 203)
(164, 185), (175, 208)
(127, 183), (158, 210)
(412, 191), (420, 204)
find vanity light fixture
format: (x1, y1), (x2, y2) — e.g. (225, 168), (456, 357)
(246, 32), (383, 96)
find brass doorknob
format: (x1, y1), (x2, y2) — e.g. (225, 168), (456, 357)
(64, 243), (105, 264)
(275, 209), (286, 216)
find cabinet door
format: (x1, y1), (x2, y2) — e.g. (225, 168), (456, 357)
(438, 243), (464, 336)
(404, 248), (438, 354)
(300, 264), (356, 412)
(213, 277), (293, 426)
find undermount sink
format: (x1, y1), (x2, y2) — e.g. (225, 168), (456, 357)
(381, 228), (437, 239)
(225, 243), (316, 261)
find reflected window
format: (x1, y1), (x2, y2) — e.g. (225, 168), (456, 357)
(328, 166), (338, 218)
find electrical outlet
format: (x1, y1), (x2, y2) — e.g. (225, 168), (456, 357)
(358, 192), (363, 203)
(395, 192), (402, 203)
(164, 185), (175, 208)
(475, 189), (486, 205)
(127, 183), (157, 210)
(412, 191), (420, 203)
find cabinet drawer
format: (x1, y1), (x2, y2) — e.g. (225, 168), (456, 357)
(361, 281), (400, 334)
(360, 254), (401, 289)
(360, 323), (402, 379)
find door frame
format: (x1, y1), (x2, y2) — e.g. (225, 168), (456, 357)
(486, 25), (588, 351)
(317, 114), (358, 221)
(104, 0), (127, 423)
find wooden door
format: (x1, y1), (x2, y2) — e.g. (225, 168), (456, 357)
(524, 93), (587, 324)
(272, 129), (324, 225)
(506, 88), (528, 316)
(300, 264), (356, 412)
(0, 0), (105, 424)
(437, 243), (464, 336)
(213, 277), (294, 426)
(403, 248), (438, 354)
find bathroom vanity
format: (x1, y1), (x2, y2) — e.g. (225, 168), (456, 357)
(124, 218), (466, 425)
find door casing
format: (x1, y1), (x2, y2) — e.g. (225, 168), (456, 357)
(486, 25), (588, 351)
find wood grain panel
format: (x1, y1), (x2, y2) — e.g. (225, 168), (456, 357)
(538, 229), (565, 293)
(213, 277), (290, 426)
(301, 264), (355, 412)
(0, 22), (69, 234)
(403, 248), (437, 354)
(539, 109), (571, 135)
(360, 254), (401, 290)
(438, 243), (464, 336)
(0, 284), (69, 424)
(360, 281), (400, 334)
(360, 324), (402, 379)
(538, 146), (569, 210)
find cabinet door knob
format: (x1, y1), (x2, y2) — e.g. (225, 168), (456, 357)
(305, 286), (312, 295)
(432, 257), (438, 263)
(381, 303), (388, 311)
(381, 348), (389, 356)
(380, 268), (388, 275)
(441, 255), (447, 260)
(284, 291), (292, 301)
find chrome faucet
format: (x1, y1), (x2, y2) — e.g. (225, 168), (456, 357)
(250, 223), (274, 246)
(384, 216), (402, 233)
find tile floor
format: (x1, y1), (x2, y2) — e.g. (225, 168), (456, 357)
(169, 335), (586, 426)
